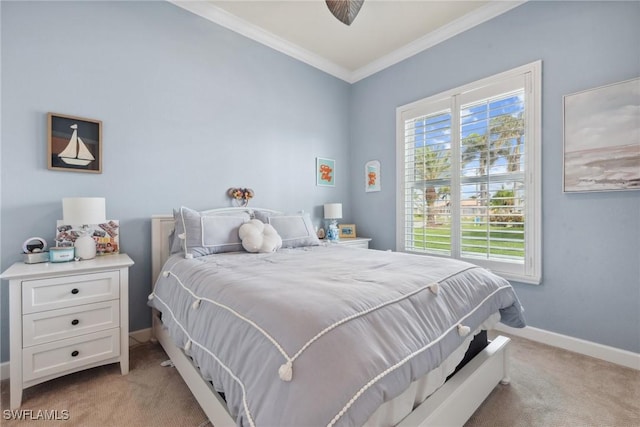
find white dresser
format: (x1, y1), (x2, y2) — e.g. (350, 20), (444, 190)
(1, 253), (134, 409)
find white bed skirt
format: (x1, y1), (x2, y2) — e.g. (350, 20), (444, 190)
(364, 313), (500, 427)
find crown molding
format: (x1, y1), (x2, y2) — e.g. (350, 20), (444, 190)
(168, 1), (352, 82)
(351, 1), (527, 83)
(168, 1), (526, 84)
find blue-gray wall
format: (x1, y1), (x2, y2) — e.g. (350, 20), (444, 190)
(1, 1), (639, 364)
(0, 1), (350, 362)
(350, 1), (640, 353)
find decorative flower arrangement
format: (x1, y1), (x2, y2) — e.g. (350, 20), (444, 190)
(228, 187), (255, 207)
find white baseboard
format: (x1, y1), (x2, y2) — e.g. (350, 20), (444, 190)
(1, 360), (8, 381)
(129, 327), (152, 347)
(2, 326), (637, 381)
(494, 324), (640, 371)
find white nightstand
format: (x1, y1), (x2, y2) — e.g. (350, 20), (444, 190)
(328, 237), (372, 249)
(0, 253), (134, 409)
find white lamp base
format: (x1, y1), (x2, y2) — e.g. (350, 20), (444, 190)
(74, 233), (97, 260)
(326, 220), (340, 241)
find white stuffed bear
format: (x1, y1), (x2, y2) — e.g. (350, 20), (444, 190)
(238, 219), (282, 253)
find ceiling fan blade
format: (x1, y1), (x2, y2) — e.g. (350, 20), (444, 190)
(326, 0), (364, 26)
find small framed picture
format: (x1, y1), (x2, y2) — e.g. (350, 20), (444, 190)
(55, 220), (120, 255)
(48, 112), (102, 173)
(338, 224), (356, 238)
(316, 157), (335, 187)
(365, 160), (381, 192)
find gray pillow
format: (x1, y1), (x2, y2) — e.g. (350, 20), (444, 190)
(176, 207), (249, 258)
(267, 213), (320, 248)
(170, 208), (253, 254)
(169, 209), (183, 254)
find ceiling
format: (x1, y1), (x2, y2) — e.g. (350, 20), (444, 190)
(169, 1), (525, 83)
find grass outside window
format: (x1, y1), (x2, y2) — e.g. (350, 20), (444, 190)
(412, 219), (524, 258)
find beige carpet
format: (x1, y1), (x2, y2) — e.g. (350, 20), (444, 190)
(466, 332), (640, 427)
(1, 333), (638, 426)
(1, 343), (208, 426)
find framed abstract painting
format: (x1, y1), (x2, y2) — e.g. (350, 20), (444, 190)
(563, 77), (639, 192)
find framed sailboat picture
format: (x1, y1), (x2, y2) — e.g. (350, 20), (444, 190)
(48, 112), (102, 173)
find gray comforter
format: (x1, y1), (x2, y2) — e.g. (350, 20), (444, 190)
(149, 245), (525, 427)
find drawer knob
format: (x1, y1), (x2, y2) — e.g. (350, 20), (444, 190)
(71, 350), (79, 357)
(71, 319), (79, 326)
(71, 288), (79, 295)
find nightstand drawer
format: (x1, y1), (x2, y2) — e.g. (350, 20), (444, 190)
(22, 271), (119, 314)
(328, 237), (371, 249)
(23, 301), (120, 347)
(23, 328), (120, 382)
(338, 240), (369, 249)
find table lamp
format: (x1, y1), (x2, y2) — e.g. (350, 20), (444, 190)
(62, 197), (106, 260)
(323, 203), (342, 241)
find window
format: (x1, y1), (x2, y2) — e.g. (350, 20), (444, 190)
(396, 61), (541, 284)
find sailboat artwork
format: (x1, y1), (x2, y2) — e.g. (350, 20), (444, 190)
(48, 113), (102, 173)
(58, 124), (95, 166)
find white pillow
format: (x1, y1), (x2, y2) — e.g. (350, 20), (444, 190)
(239, 219), (282, 253)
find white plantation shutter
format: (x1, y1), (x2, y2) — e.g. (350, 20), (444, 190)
(397, 61), (541, 284)
(459, 85), (526, 262)
(403, 100), (453, 256)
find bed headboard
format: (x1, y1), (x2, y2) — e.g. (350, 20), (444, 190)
(151, 214), (175, 285)
(151, 207), (282, 285)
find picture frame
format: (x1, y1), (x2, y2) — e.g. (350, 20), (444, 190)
(365, 160), (381, 192)
(338, 224), (356, 238)
(55, 220), (120, 256)
(48, 112), (102, 173)
(316, 157), (336, 187)
(563, 77), (639, 192)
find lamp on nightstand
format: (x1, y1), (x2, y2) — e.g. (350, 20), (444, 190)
(62, 197), (106, 260)
(323, 203), (342, 242)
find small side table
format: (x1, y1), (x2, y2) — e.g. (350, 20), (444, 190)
(1, 253), (134, 409)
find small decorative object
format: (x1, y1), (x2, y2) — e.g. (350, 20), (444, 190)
(365, 160), (381, 192)
(323, 203), (342, 241)
(316, 157), (336, 187)
(326, 0), (364, 26)
(22, 237), (49, 264)
(238, 219), (282, 253)
(338, 224), (357, 239)
(59, 198), (117, 260)
(48, 113), (102, 173)
(49, 246), (75, 263)
(563, 77), (640, 192)
(228, 187), (255, 207)
(317, 228), (326, 239)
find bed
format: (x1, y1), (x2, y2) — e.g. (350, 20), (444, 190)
(149, 207), (526, 427)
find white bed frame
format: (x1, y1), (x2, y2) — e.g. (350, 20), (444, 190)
(150, 209), (511, 427)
